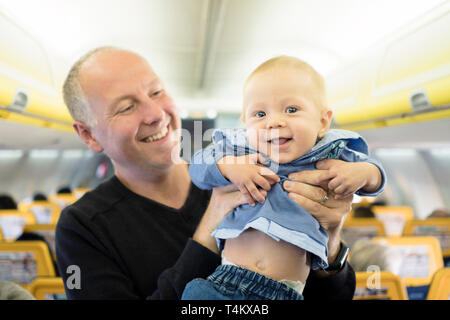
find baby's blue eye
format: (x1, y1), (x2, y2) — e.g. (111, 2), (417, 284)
(286, 106), (298, 113)
(255, 111), (266, 118)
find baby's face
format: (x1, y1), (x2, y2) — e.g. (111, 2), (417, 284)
(243, 68), (331, 164)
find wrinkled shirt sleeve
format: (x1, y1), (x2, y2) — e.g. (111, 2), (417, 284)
(189, 130), (231, 190)
(338, 138), (386, 197)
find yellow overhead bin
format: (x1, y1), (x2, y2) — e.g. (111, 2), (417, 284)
(0, 11), (73, 132)
(327, 3), (450, 130)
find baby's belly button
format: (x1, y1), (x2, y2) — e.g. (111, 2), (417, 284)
(224, 232), (308, 280)
(252, 255), (307, 282)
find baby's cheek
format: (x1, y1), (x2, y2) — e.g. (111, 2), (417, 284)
(245, 129), (260, 151)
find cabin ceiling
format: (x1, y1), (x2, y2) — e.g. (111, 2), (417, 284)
(0, 0), (448, 149)
(360, 118), (450, 150)
(0, 0), (446, 110)
(0, 120), (85, 149)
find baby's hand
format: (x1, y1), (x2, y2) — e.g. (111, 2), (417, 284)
(315, 159), (380, 200)
(217, 154), (280, 206)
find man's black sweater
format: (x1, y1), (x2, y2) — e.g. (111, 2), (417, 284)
(55, 176), (355, 299)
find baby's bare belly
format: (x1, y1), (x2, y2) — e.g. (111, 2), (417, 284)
(222, 228), (310, 283)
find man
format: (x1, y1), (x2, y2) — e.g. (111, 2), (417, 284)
(56, 47), (356, 299)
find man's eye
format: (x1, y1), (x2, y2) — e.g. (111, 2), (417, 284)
(255, 111), (266, 118)
(151, 90), (163, 97)
(119, 104), (134, 113)
(286, 106), (298, 113)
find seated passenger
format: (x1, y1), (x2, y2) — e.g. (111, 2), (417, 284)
(349, 239), (401, 274)
(32, 192), (48, 201)
(428, 208), (450, 218)
(56, 186), (72, 194)
(353, 206), (376, 218)
(16, 232), (59, 276)
(0, 194), (18, 210)
(0, 280), (35, 300)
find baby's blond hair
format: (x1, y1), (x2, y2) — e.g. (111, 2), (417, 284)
(242, 56), (327, 120)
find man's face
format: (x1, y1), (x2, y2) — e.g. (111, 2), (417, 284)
(79, 50), (181, 177)
(243, 67), (331, 164)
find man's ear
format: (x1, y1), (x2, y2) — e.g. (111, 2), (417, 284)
(318, 109), (333, 139)
(73, 121), (104, 153)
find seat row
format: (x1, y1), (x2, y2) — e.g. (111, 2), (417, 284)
(342, 206), (450, 262)
(0, 240), (65, 299)
(0, 238), (449, 300)
(0, 192), (89, 299)
(354, 267), (450, 300)
(0, 190), (88, 242)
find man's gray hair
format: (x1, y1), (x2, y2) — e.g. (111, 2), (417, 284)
(62, 46), (121, 127)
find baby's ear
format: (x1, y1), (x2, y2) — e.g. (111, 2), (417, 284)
(318, 109), (333, 138)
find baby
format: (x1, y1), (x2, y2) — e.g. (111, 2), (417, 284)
(182, 56), (385, 300)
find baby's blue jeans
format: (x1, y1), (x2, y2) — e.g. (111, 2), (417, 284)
(181, 264), (303, 300)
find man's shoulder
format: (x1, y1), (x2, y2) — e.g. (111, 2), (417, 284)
(59, 176), (124, 223)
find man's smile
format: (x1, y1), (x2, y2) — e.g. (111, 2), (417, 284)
(141, 125), (169, 143)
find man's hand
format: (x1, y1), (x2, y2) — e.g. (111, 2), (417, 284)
(193, 184), (264, 254)
(284, 161), (353, 273)
(284, 173), (352, 234)
(217, 154), (279, 206)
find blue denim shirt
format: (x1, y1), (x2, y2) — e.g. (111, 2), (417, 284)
(189, 128), (386, 269)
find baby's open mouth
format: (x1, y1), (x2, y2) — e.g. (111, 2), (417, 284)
(269, 138), (292, 145)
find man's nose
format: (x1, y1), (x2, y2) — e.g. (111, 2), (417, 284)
(141, 98), (165, 126)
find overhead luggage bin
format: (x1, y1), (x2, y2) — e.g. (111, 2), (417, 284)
(327, 2), (450, 130)
(0, 11), (73, 132)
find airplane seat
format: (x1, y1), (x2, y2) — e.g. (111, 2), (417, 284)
(16, 228), (59, 277)
(0, 210), (36, 241)
(73, 188), (90, 200)
(426, 268), (450, 300)
(342, 217), (386, 249)
(48, 194), (77, 211)
(372, 206), (414, 237)
(18, 201), (61, 225)
(403, 218), (450, 267)
(0, 241), (55, 286)
(354, 271), (408, 300)
(372, 236), (444, 300)
(27, 277), (66, 300)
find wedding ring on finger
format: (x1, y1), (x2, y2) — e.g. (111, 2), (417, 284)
(319, 194), (329, 204)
